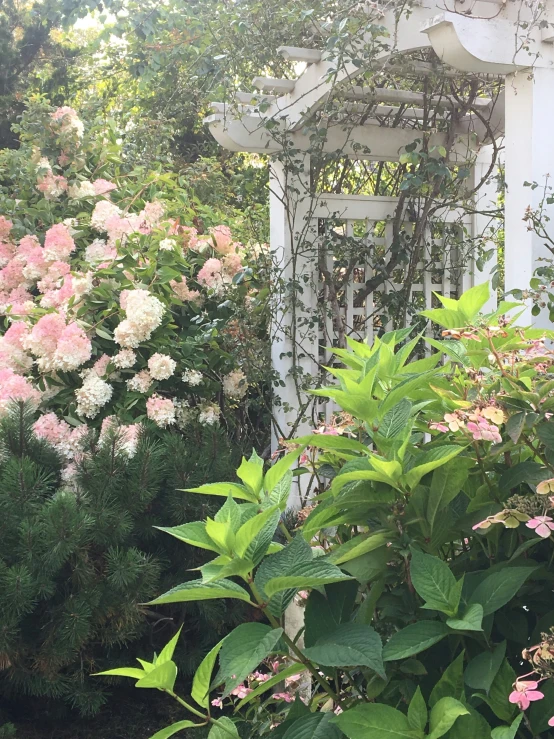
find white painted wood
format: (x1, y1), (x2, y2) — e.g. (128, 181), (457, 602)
(205, 114), (479, 161)
(504, 67), (554, 328)
(374, 60), (467, 79)
(235, 91), (277, 104)
(471, 144), (498, 313)
(344, 86), (492, 109)
(269, 156), (319, 506)
(423, 12), (554, 74)
(252, 76), (296, 94)
(277, 46), (322, 63)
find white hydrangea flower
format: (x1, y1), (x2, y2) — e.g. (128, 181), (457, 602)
(91, 200), (122, 231)
(75, 372), (113, 418)
(68, 181), (96, 199)
(159, 238), (177, 251)
(72, 271), (93, 298)
(114, 289), (165, 348)
(126, 370), (152, 393)
(113, 349), (136, 369)
(223, 369), (247, 399)
(182, 369), (203, 386)
(85, 239), (109, 264)
(36, 156), (52, 173)
(148, 353), (176, 380)
(174, 399), (194, 429)
(63, 218), (79, 235)
(198, 402), (219, 426)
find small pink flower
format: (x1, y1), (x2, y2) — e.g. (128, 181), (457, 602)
(472, 517), (494, 531)
(230, 684), (252, 699)
(549, 716), (554, 727)
(509, 680), (544, 710)
(251, 671), (271, 683)
(526, 516), (554, 538)
(444, 412), (464, 432)
(273, 692), (294, 703)
(211, 698), (223, 708)
(430, 422), (449, 433)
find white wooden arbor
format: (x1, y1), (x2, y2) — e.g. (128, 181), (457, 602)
(206, 0), (554, 470)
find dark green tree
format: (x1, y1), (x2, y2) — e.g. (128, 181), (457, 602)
(0, 404), (248, 720)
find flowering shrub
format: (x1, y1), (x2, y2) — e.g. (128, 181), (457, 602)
(99, 283), (554, 738)
(0, 98), (268, 458)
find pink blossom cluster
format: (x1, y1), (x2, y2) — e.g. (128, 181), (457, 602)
(429, 405), (504, 443)
(33, 413), (87, 459)
(211, 665), (304, 710)
(0, 221), (92, 315)
(51, 106), (84, 138)
(146, 395), (176, 427)
(169, 276), (201, 303)
(196, 253), (243, 294)
(0, 322), (33, 372)
(23, 313), (92, 372)
(99, 416), (141, 457)
(91, 199), (165, 246)
(0, 368), (41, 415)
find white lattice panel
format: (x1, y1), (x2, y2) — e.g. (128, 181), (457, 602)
(310, 193), (490, 425)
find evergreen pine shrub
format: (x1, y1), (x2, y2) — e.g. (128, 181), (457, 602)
(0, 403), (250, 719)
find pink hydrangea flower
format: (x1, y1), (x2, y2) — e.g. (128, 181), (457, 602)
(43, 223), (75, 262)
(509, 680), (544, 710)
(197, 258), (223, 287)
(0, 216), (13, 240)
(526, 516), (554, 538)
(444, 412), (464, 432)
(0, 241), (15, 268)
(181, 226), (198, 250)
(105, 213), (143, 244)
(467, 417), (502, 443)
(33, 413), (72, 449)
(430, 422), (449, 432)
(146, 395), (175, 427)
(210, 225), (233, 254)
(92, 179), (117, 195)
(211, 698), (223, 708)
(170, 277), (201, 302)
(223, 253), (243, 277)
(251, 671), (271, 683)
(0, 321), (32, 372)
(0, 368), (41, 414)
(94, 354), (112, 377)
(37, 172), (68, 200)
(142, 201), (164, 227)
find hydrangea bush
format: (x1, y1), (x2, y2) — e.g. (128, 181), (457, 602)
(0, 98), (267, 464)
(101, 284), (554, 739)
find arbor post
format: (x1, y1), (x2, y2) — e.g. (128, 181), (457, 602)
(269, 155), (318, 507)
(504, 68), (554, 327)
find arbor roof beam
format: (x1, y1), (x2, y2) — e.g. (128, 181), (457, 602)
(205, 113), (479, 162)
(252, 77), (296, 94)
(277, 46), (322, 63)
(343, 86), (492, 109)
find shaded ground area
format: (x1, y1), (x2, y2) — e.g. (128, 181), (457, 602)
(2, 689), (211, 739)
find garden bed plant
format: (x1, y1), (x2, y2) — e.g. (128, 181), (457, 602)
(101, 283), (554, 738)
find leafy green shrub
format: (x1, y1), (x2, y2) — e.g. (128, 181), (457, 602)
(101, 284), (554, 738)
